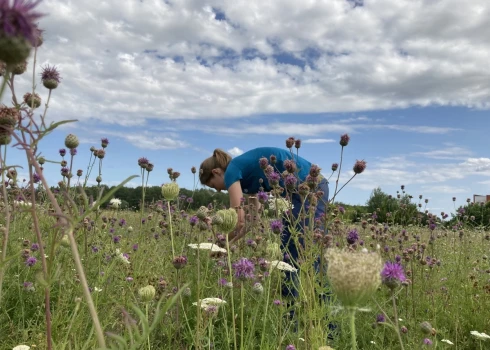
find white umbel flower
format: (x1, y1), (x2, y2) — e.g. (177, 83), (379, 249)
(110, 198), (121, 209)
(269, 260), (297, 272)
(188, 243), (227, 253)
(192, 297), (227, 309)
(470, 331), (490, 341)
(441, 339), (454, 345)
(13, 346), (30, 350)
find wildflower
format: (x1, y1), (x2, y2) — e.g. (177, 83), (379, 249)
(284, 174), (297, 189)
(215, 208), (238, 233)
(113, 235), (120, 244)
(12, 345), (31, 350)
(0, 0), (44, 64)
(286, 136), (295, 148)
(258, 157), (269, 169)
(232, 257), (255, 280)
(269, 260), (297, 272)
(101, 138), (109, 148)
(64, 134), (79, 149)
(470, 331), (490, 341)
(132, 243), (138, 251)
(188, 243), (227, 253)
(353, 160), (367, 174)
(32, 172), (41, 183)
(325, 248), (383, 308)
(266, 242), (282, 260)
(23, 92), (41, 108)
(40, 64), (61, 89)
(96, 149), (105, 159)
(193, 297), (227, 309)
(294, 139), (301, 149)
(115, 249), (130, 265)
(126, 277), (133, 282)
(204, 304), (219, 317)
(109, 198), (121, 209)
(252, 282), (264, 294)
(340, 133), (350, 146)
(23, 281), (34, 292)
(441, 339), (454, 345)
(381, 262), (406, 290)
(59, 148), (66, 157)
(138, 157), (149, 168)
(268, 197), (293, 213)
(25, 256), (36, 267)
(285, 345), (296, 350)
(189, 215), (198, 226)
(347, 229), (359, 245)
(273, 299), (282, 306)
(191, 166), (196, 174)
(257, 191), (268, 203)
(30, 243), (39, 251)
(331, 163), (338, 171)
(284, 159), (297, 173)
(93, 287), (102, 292)
(161, 182), (180, 201)
(423, 338), (433, 346)
(376, 314), (385, 323)
(0, 105), (18, 127)
(270, 219), (283, 234)
(138, 285), (156, 302)
(172, 255), (188, 269)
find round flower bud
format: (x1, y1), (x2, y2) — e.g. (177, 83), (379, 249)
(196, 206), (209, 220)
(12, 61), (27, 75)
(191, 166), (196, 174)
(138, 285), (156, 302)
(161, 182), (180, 201)
(0, 106), (19, 127)
(64, 134), (79, 149)
(266, 242), (282, 259)
(0, 131), (11, 145)
(252, 282), (264, 294)
(60, 235), (70, 247)
(96, 176), (102, 183)
(216, 208), (238, 233)
(23, 92), (41, 108)
(211, 215), (224, 226)
(420, 321), (432, 335)
(172, 255), (188, 269)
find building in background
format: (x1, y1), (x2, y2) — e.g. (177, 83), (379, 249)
(473, 194), (490, 204)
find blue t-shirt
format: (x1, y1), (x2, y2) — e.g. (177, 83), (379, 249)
(224, 147), (312, 194)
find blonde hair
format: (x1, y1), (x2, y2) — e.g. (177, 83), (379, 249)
(199, 149), (232, 185)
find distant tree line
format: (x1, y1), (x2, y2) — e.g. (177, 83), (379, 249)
(68, 185), (230, 211)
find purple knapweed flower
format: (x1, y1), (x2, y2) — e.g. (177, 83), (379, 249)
(338, 206), (345, 214)
(132, 244), (138, 251)
(101, 138), (109, 148)
(113, 235), (121, 244)
(258, 157), (269, 169)
(257, 191), (268, 203)
(172, 255), (188, 269)
(273, 299), (282, 306)
(70, 148), (77, 156)
(285, 345), (296, 350)
(267, 171), (281, 186)
(331, 163), (338, 171)
(423, 338), (433, 346)
(119, 218), (126, 227)
(32, 172), (41, 183)
(23, 281), (34, 291)
(92, 246), (99, 253)
(126, 276), (133, 282)
(381, 262), (406, 289)
(30, 242), (39, 251)
(40, 64), (61, 88)
(25, 256), (37, 266)
(59, 148), (66, 157)
(186, 197), (193, 203)
(189, 216), (198, 226)
(353, 160), (367, 174)
(138, 157), (149, 168)
(284, 174), (297, 189)
(347, 229), (359, 245)
(232, 257), (255, 280)
(270, 220), (283, 234)
(376, 314), (386, 323)
(340, 133), (350, 146)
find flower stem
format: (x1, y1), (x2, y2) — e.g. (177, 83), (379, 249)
(240, 283), (244, 350)
(349, 308), (357, 350)
(146, 303), (151, 350)
(391, 290), (405, 350)
(168, 202), (175, 257)
(225, 234), (238, 350)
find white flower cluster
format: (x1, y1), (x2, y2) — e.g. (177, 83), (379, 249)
(110, 198), (122, 209)
(471, 331), (490, 341)
(268, 260), (297, 272)
(193, 297), (226, 308)
(267, 197), (293, 213)
(188, 243), (227, 253)
(115, 248), (130, 265)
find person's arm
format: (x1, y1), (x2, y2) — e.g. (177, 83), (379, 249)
(227, 181), (246, 243)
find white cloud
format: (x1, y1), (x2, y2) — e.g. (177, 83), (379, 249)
(411, 146), (472, 160)
(3, 0), (488, 126)
(303, 138), (336, 144)
(227, 147), (244, 157)
(461, 158), (490, 172)
(420, 185), (469, 194)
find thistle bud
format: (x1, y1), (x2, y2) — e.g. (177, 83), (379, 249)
(340, 133), (350, 147)
(285, 137), (295, 149)
(191, 166), (196, 174)
(252, 282), (264, 294)
(96, 149), (105, 159)
(12, 61), (27, 75)
(60, 235), (70, 247)
(196, 206), (209, 220)
(161, 182), (179, 201)
(96, 176), (102, 183)
(0, 106), (19, 128)
(23, 92), (41, 108)
(138, 285), (156, 302)
(0, 131), (11, 145)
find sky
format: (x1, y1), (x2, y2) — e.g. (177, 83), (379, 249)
(2, 0), (490, 216)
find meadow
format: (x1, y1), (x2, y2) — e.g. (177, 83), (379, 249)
(1, 2), (490, 349)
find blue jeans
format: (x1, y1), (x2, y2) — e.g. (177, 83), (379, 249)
(280, 178), (329, 297)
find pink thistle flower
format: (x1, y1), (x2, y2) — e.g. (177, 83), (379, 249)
(40, 64), (61, 89)
(339, 133), (350, 146)
(353, 160), (367, 174)
(0, 0), (44, 64)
